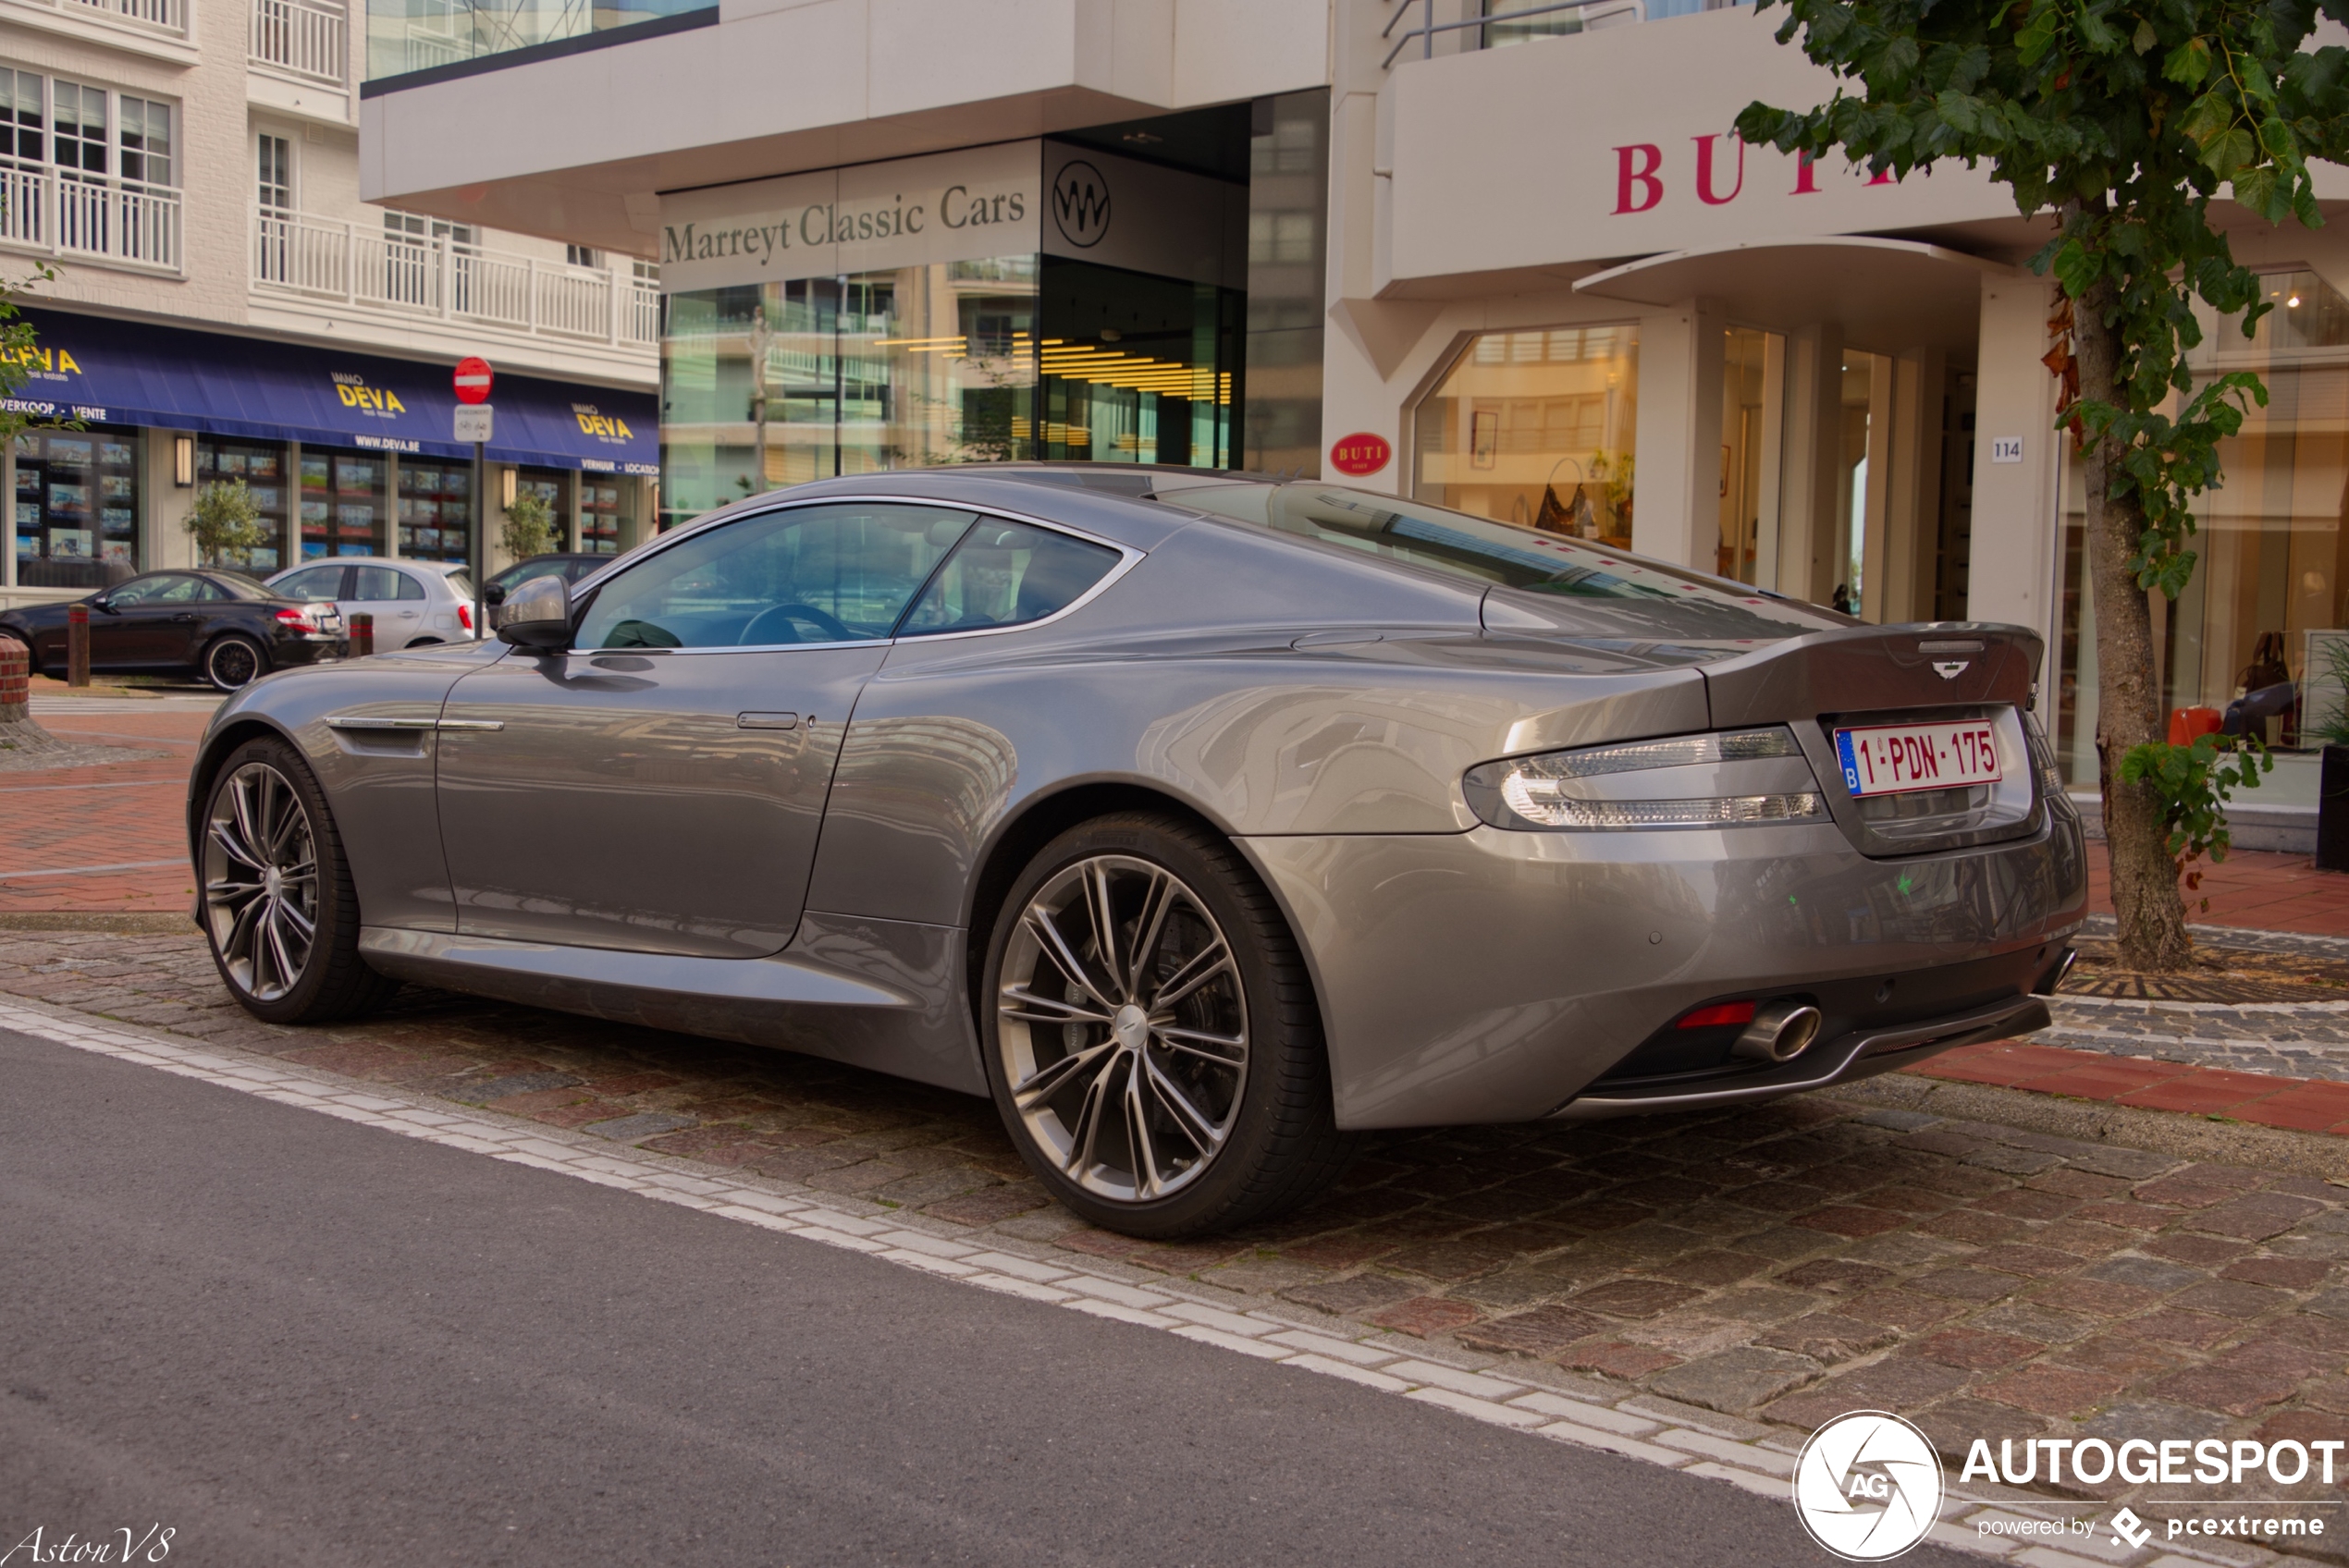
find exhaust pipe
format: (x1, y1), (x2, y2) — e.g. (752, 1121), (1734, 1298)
(1733, 1000), (1823, 1063)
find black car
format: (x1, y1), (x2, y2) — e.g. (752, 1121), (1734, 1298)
(0, 569), (347, 691)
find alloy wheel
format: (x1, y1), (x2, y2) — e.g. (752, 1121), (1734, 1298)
(996, 854), (1249, 1204)
(203, 761), (319, 1002)
(207, 638), (261, 690)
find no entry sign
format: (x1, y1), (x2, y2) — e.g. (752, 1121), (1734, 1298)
(453, 356), (494, 405)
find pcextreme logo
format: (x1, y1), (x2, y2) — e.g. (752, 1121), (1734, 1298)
(1793, 1412), (1945, 1561)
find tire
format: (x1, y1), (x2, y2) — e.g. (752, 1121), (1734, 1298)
(199, 736), (398, 1024)
(203, 634), (267, 692)
(979, 812), (1355, 1238)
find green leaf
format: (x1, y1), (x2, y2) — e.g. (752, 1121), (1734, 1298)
(2134, 18), (2158, 53)
(1935, 90), (1985, 134)
(2179, 90), (2235, 146)
(2016, 4), (2061, 64)
(2232, 161), (2281, 214)
(2052, 237), (2103, 295)
(2202, 125), (2257, 178)
(2163, 35), (2212, 84)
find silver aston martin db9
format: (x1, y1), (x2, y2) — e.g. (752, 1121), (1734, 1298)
(187, 467), (2086, 1236)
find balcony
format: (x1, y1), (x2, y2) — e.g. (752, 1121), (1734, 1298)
(0, 164), (181, 273)
(363, 0), (710, 84)
(253, 0), (350, 86)
(0, 0), (192, 62)
(252, 210), (659, 348)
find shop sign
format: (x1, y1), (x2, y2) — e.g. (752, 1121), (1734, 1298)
(1040, 142), (1243, 290)
(1329, 433), (1392, 476)
(658, 141), (1039, 293)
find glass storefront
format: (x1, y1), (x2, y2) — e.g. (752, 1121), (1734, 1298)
(2057, 268), (2349, 781)
(512, 465), (571, 554)
(1719, 326), (1782, 584)
(1037, 259), (1242, 468)
(195, 435), (290, 573)
(399, 457), (473, 563)
(579, 472), (629, 553)
(1412, 325), (1641, 543)
(16, 424), (140, 588)
(298, 447), (389, 559)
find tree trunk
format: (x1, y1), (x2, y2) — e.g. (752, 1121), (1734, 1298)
(2074, 276), (2193, 971)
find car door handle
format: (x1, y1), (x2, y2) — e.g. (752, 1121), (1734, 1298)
(736, 712), (799, 729)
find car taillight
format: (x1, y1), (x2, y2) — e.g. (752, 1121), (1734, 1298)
(458, 602), (473, 631)
(1676, 1000), (1757, 1030)
(274, 606), (316, 631)
(1462, 726), (1826, 830)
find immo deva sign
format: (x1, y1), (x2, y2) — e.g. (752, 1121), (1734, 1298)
(659, 140), (1246, 294)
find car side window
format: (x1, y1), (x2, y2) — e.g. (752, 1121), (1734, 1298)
(277, 566), (345, 600)
(574, 504), (976, 650)
(897, 521), (1122, 637)
(108, 574), (204, 606)
(352, 566), (424, 601)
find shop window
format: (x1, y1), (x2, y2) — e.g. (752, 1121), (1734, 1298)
(579, 475), (629, 555)
(1413, 325), (1640, 542)
(1716, 327), (1786, 585)
(299, 447), (387, 558)
(512, 466), (570, 555)
(15, 425), (139, 588)
(2057, 267), (2349, 784)
(398, 458), (473, 563)
(194, 435), (289, 573)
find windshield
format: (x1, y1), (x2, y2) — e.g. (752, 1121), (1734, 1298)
(1174, 483), (1846, 637)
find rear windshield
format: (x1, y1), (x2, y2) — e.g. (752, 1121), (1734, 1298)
(443, 570), (475, 598)
(1174, 483), (1845, 636)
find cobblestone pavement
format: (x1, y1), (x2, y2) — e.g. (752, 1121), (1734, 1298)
(12, 924), (2348, 1515)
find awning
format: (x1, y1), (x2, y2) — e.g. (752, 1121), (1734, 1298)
(9, 308), (658, 474)
(1572, 238), (2008, 356)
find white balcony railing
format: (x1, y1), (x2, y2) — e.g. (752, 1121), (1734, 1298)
(252, 0), (349, 84)
(59, 0), (188, 35)
(0, 163), (181, 270)
(252, 210), (661, 349)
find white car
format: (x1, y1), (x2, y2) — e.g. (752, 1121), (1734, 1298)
(265, 557), (479, 650)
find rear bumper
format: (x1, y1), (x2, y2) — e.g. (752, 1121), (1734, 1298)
(1243, 812), (2086, 1131)
(1550, 994), (2049, 1120)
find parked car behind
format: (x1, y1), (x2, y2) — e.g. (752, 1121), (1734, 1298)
(266, 557), (478, 651)
(0, 569), (345, 691)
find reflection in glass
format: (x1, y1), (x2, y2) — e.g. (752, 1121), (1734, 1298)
(2058, 268), (2349, 782)
(1413, 326), (1640, 543)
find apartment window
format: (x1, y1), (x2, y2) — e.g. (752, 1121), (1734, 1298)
(119, 97), (169, 187)
(565, 244), (599, 268)
(257, 134), (291, 212)
(0, 70), (41, 163)
(385, 209), (473, 249)
(53, 81), (106, 177)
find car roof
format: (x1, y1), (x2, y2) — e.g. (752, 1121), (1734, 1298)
(267, 557), (462, 577)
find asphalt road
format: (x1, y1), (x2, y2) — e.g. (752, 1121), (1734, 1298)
(0, 1024), (1975, 1567)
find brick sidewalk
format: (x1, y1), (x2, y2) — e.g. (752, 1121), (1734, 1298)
(2087, 843), (2349, 936)
(5, 925), (2343, 1482)
(0, 707), (205, 913)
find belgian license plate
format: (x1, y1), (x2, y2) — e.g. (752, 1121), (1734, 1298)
(1834, 719), (2002, 797)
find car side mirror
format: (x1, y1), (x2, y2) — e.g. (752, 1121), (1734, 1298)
(496, 572), (570, 652)
(92, 596), (119, 614)
(483, 582), (508, 606)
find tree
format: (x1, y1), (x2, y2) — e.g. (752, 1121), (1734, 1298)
(1732, 0), (2345, 970)
(186, 479), (268, 567)
(500, 486), (555, 561)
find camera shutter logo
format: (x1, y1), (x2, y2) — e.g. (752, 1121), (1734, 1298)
(1793, 1411), (1945, 1562)
(1052, 160), (1112, 247)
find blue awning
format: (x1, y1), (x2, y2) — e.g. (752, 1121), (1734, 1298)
(10, 308), (658, 474)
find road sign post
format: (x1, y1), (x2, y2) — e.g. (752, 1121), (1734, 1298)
(453, 358), (494, 641)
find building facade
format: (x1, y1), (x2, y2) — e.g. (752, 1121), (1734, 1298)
(357, 0), (2349, 828)
(0, 0), (658, 610)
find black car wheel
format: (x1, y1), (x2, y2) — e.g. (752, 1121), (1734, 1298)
(979, 812), (1354, 1238)
(200, 736), (397, 1024)
(204, 634), (267, 692)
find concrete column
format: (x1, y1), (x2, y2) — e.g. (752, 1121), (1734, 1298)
(385, 455), (403, 558)
(1859, 357), (1893, 621)
(1881, 347), (1947, 624)
(1630, 300), (1719, 570)
(1752, 330), (1789, 591)
(148, 430), (197, 572)
(1967, 272), (2062, 660)
(1774, 323), (1844, 603)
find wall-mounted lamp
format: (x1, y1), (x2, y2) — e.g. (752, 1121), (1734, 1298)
(173, 435), (194, 487)
(500, 466), (517, 509)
